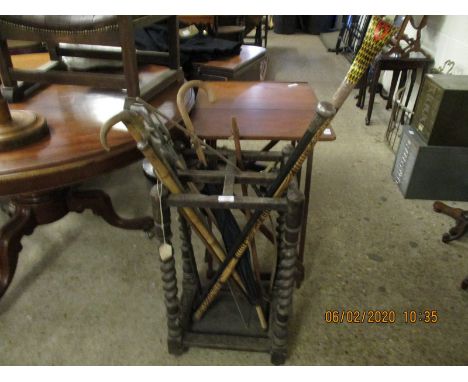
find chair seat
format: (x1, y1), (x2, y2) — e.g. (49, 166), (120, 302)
(0, 15), (181, 102)
(0, 15), (121, 31)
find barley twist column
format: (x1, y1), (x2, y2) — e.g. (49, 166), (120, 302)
(151, 184), (184, 355)
(270, 181), (304, 365)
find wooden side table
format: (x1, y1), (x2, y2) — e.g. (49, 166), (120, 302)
(356, 52), (433, 125)
(190, 81), (336, 286)
(191, 45), (267, 81)
(0, 53), (194, 300)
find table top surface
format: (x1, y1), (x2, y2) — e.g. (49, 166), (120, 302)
(1, 55), (335, 197)
(191, 81), (336, 141)
(0, 53), (189, 196)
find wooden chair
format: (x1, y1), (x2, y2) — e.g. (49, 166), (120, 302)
(386, 16), (429, 58)
(0, 15), (182, 102)
(213, 16), (246, 43)
(243, 16), (268, 48)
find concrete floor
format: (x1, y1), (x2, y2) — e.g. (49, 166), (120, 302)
(1, 32), (467, 366)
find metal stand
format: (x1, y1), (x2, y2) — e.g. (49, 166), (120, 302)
(150, 148), (305, 365)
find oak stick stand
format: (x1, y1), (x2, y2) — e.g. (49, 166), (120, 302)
(151, 147), (305, 365)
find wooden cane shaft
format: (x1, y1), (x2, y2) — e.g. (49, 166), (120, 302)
(194, 209), (270, 320)
(194, 117), (332, 320)
(176, 80), (215, 166)
(232, 117), (263, 288)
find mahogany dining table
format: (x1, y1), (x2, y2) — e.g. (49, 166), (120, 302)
(0, 53), (194, 299)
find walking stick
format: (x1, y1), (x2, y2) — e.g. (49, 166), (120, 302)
(101, 95), (268, 329)
(100, 110), (247, 293)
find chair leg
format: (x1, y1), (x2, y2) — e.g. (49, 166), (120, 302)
(0, 39), (15, 87)
(118, 16), (140, 98)
(167, 16), (180, 70)
(366, 64), (381, 125)
(0, 39), (23, 101)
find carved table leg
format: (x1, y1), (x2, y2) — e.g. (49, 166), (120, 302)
(433, 201), (468, 291)
(433, 201), (468, 243)
(270, 182), (304, 365)
(0, 190), (69, 299)
(151, 185), (184, 355)
(67, 189), (154, 232)
(0, 187), (154, 301)
(0, 206), (36, 298)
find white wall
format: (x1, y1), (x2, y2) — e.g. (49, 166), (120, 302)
(381, 16), (468, 108)
(419, 15), (468, 74)
(384, 15), (468, 74)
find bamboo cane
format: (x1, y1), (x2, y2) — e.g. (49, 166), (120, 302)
(176, 80), (215, 167)
(176, 81), (267, 328)
(231, 117), (267, 330)
(102, 96), (269, 328)
(231, 117), (263, 290)
(193, 16), (397, 321)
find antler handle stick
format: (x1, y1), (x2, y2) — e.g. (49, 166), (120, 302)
(100, 111), (247, 294)
(193, 16), (397, 321)
(101, 100), (268, 329)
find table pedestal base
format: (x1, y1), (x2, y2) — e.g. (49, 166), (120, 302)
(0, 188), (153, 298)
